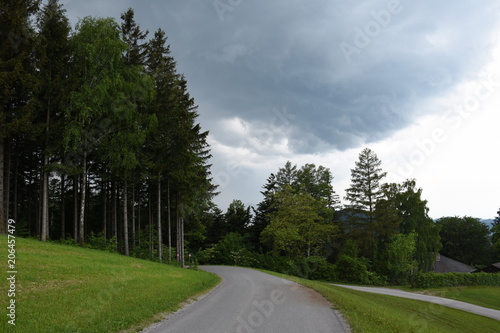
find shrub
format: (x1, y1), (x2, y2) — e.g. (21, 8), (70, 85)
(334, 254), (370, 284)
(83, 232), (116, 252)
(412, 272), (500, 288)
(291, 256), (336, 281)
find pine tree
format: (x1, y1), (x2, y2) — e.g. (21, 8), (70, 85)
(345, 148), (387, 217)
(36, 0), (71, 241)
(144, 28), (177, 262)
(103, 8), (154, 255)
(344, 148), (387, 258)
(169, 77), (215, 267)
(120, 8), (148, 66)
(224, 199), (251, 235)
(250, 173), (277, 249)
(0, 0), (40, 234)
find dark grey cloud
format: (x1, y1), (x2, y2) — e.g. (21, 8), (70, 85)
(62, 0), (499, 154)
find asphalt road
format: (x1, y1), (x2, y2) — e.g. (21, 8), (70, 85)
(142, 266), (351, 333)
(333, 284), (500, 321)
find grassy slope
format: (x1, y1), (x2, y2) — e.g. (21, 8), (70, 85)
(0, 236), (220, 333)
(259, 270), (500, 333)
(410, 286), (500, 311)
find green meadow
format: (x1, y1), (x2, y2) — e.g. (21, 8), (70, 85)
(260, 270), (500, 333)
(0, 236), (220, 333)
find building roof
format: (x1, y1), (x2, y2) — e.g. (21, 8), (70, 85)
(472, 262), (500, 273)
(433, 254), (475, 273)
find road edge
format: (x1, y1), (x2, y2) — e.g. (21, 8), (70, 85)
(137, 272), (224, 333)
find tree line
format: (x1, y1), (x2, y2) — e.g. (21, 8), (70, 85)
(199, 148), (500, 284)
(1, 1), (216, 266)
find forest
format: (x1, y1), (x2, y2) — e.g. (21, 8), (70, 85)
(2, 1), (500, 284)
(1, 1), (215, 265)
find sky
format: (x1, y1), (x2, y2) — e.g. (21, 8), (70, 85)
(60, 0), (500, 219)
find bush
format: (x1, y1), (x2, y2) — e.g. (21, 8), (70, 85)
(58, 233), (116, 253)
(334, 254), (386, 285)
(83, 232), (116, 253)
(196, 233), (257, 266)
(412, 272), (500, 288)
(291, 256), (336, 281)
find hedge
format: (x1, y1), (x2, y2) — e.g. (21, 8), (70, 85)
(412, 272), (500, 288)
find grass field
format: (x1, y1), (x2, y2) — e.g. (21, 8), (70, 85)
(260, 270), (500, 333)
(0, 236), (220, 333)
(410, 286), (500, 311)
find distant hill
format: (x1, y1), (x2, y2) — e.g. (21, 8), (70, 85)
(481, 219), (495, 228)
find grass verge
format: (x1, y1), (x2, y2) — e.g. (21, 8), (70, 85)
(1, 236), (220, 333)
(409, 286), (500, 311)
(259, 270), (500, 333)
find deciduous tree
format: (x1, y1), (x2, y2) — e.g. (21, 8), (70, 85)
(261, 186), (338, 258)
(65, 17), (131, 245)
(437, 216), (492, 266)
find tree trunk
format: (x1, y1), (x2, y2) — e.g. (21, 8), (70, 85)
(78, 155), (87, 245)
(176, 199), (179, 263)
(148, 184), (152, 259)
(41, 98), (51, 241)
(41, 153), (49, 241)
(0, 138), (5, 234)
(102, 180), (107, 239)
(180, 216), (184, 268)
(5, 142), (11, 226)
(73, 175), (78, 242)
(12, 145), (18, 223)
(36, 166), (42, 237)
(167, 179), (171, 263)
(60, 174), (65, 240)
(157, 174), (162, 262)
(137, 188), (141, 246)
(132, 185), (136, 248)
(112, 181), (118, 251)
(176, 191), (184, 268)
(123, 179), (129, 256)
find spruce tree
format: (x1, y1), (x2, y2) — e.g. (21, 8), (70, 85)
(344, 148), (387, 258)
(105, 8), (154, 255)
(0, 0), (40, 234)
(144, 28), (177, 262)
(120, 8), (148, 66)
(36, 0), (71, 241)
(345, 148), (387, 220)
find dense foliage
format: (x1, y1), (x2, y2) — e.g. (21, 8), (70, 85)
(412, 272), (500, 288)
(199, 155), (497, 286)
(437, 216), (493, 266)
(0, 2), (215, 266)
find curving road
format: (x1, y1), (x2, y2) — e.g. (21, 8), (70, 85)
(333, 284), (500, 321)
(142, 266), (351, 333)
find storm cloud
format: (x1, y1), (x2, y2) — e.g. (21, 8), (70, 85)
(62, 0), (500, 216)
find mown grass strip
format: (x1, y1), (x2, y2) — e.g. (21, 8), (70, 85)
(0, 236), (220, 333)
(259, 269), (500, 333)
(409, 286), (500, 311)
